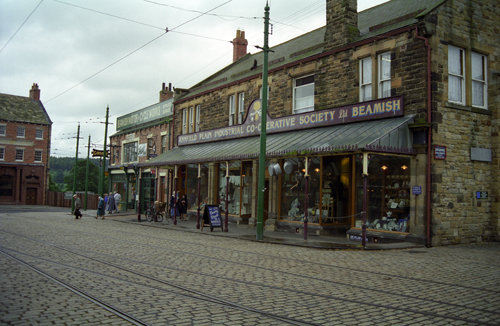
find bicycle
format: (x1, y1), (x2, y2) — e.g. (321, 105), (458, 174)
(145, 204), (164, 222)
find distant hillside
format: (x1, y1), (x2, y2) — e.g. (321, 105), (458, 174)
(50, 156), (105, 189)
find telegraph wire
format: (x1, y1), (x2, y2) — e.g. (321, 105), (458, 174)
(0, 0), (44, 54)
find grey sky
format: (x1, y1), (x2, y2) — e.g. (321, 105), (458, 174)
(0, 0), (388, 157)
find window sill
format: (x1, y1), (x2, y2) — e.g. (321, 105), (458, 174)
(445, 102), (491, 115)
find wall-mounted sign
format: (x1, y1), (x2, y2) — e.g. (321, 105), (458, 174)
(92, 149), (109, 158)
(178, 96), (404, 146)
(476, 191), (488, 199)
(116, 98), (173, 131)
(412, 186), (422, 195)
(434, 145), (446, 160)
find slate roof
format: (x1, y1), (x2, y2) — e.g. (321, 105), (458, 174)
(0, 93), (52, 125)
(176, 0), (445, 101)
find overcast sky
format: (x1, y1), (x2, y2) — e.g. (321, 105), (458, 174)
(0, 0), (388, 158)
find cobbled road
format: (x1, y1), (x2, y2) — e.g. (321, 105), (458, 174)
(1, 206), (499, 326)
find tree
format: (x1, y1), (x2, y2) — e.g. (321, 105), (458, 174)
(48, 173), (61, 192)
(63, 159), (104, 193)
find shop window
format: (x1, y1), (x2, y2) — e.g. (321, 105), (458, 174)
(123, 142), (138, 163)
(36, 129), (43, 139)
(0, 148), (4, 160)
(0, 125), (5, 136)
(360, 57), (372, 101)
(34, 150), (42, 162)
(185, 164), (209, 211)
(293, 75), (314, 114)
(448, 45), (465, 105)
(378, 52), (391, 98)
(189, 106), (194, 133)
(17, 127), (25, 138)
(320, 157), (350, 224)
(15, 149), (24, 161)
(195, 105), (201, 132)
(237, 92), (245, 124)
(218, 162), (242, 215)
(355, 155), (411, 233)
(0, 174), (13, 196)
(472, 52), (487, 108)
(229, 95), (236, 126)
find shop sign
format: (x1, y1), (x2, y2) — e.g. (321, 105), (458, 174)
(434, 145), (446, 160)
(178, 96), (404, 146)
(116, 98), (173, 131)
(476, 191), (488, 199)
(92, 149), (109, 158)
(349, 234), (368, 242)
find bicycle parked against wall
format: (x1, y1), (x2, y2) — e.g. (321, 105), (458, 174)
(145, 202), (169, 223)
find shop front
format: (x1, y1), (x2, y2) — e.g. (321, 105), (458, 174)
(142, 97), (422, 241)
(109, 167), (138, 212)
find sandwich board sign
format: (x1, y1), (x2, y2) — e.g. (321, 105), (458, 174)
(201, 205), (223, 232)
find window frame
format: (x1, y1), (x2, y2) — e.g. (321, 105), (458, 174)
(292, 74), (315, 114)
(195, 105), (201, 132)
(359, 56), (372, 102)
(378, 52), (391, 99)
(161, 135), (167, 154)
(0, 147), (4, 160)
(0, 125), (6, 137)
(228, 94), (236, 126)
(123, 141), (138, 163)
(448, 45), (465, 105)
(34, 150), (43, 162)
(182, 109), (187, 134)
(237, 92), (245, 124)
(189, 106), (194, 133)
(35, 129), (43, 139)
(15, 149), (24, 161)
(471, 51), (487, 109)
(17, 127), (25, 138)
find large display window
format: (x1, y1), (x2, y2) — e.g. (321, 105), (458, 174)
(185, 164), (209, 211)
(218, 162), (241, 215)
(355, 154), (411, 232)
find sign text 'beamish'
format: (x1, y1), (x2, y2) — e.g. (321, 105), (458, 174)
(177, 96), (404, 146)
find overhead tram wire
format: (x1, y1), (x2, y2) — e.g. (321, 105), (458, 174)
(46, 0), (235, 104)
(0, 0), (44, 54)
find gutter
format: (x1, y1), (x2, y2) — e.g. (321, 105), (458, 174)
(415, 26), (432, 248)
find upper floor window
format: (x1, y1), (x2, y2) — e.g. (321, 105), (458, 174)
(195, 105), (201, 132)
(293, 75), (314, 114)
(0, 125), (6, 136)
(259, 85), (270, 101)
(378, 52), (391, 98)
(34, 150), (42, 162)
(229, 95), (236, 126)
(360, 57), (372, 102)
(15, 149), (24, 161)
(189, 106), (194, 133)
(448, 45), (465, 105)
(123, 142), (138, 163)
(17, 127), (25, 138)
(0, 148), (4, 160)
(182, 109), (187, 134)
(472, 51), (487, 108)
(35, 129), (43, 139)
(147, 138), (155, 159)
(161, 135), (167, 154)
(237, 92), (245, 124)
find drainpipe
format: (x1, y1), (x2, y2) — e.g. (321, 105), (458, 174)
(415, 26), (432, 248)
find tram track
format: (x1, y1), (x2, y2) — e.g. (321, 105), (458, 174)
(1, 227), (499, 326)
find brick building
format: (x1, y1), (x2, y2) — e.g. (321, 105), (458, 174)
(108, 83), (175, 213)
(0, 84), (52, 205)
(141, 0), (499, 246)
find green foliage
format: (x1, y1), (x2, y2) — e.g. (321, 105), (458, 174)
(48, 174), (61, 192)
(63, 159), (104, 193)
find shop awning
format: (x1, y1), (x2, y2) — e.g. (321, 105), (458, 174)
(141, 114), (415, 167)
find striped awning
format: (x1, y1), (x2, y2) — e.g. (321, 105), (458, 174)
(140, 114), (415, 167)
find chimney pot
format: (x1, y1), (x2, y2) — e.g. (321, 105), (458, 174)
(233, 29), (248, 62)
(29, 83), (40, 101)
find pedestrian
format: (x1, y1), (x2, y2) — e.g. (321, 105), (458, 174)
(73, 194), (82, 219)
(107, 192), (115, 214)
(114, 191), (122, 213)
(180, 194), (188, 221)
(104, 194), (108, 211)
(96, 196), (105, 219)
(170, 191), (180, 218)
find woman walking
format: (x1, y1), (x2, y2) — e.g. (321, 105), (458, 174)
(96, 196), (105, 219)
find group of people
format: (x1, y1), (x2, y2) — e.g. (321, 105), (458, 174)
(170, 191), (188, 220)
(96, 191), (122, 219)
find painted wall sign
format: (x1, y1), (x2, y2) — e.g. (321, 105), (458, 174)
(178, 96), (404, 146)
(434, 145), (446, 160)
(116, 98), (173, 131)
(412, 186), (422, 195)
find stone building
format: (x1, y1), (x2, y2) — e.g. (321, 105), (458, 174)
(0, 84), (52, 205)
(108, 83), (175, 213)
(141, 0), (499, 246)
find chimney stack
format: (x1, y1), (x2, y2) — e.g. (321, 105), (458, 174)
(29, 83), (40, 101)
(160, 82), (174, 102)
(232, 29), (248, 62)
(324, 0), (358, 51)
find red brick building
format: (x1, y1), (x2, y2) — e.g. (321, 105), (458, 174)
(0, 84), (52, 205)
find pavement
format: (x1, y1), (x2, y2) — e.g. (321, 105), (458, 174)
(88, 208), (424, 251)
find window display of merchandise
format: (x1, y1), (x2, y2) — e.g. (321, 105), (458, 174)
(185, 164), (209, 210)
(355, 155), (411, 233)
(218, 162), (252, 216)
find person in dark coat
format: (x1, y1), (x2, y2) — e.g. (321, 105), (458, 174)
(96, 196), (105, 219)
(170, 191), (180, 218)
(73, 194), (83, 219)
(180, 194), (188, 220)
(107, 192), (115, 215)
